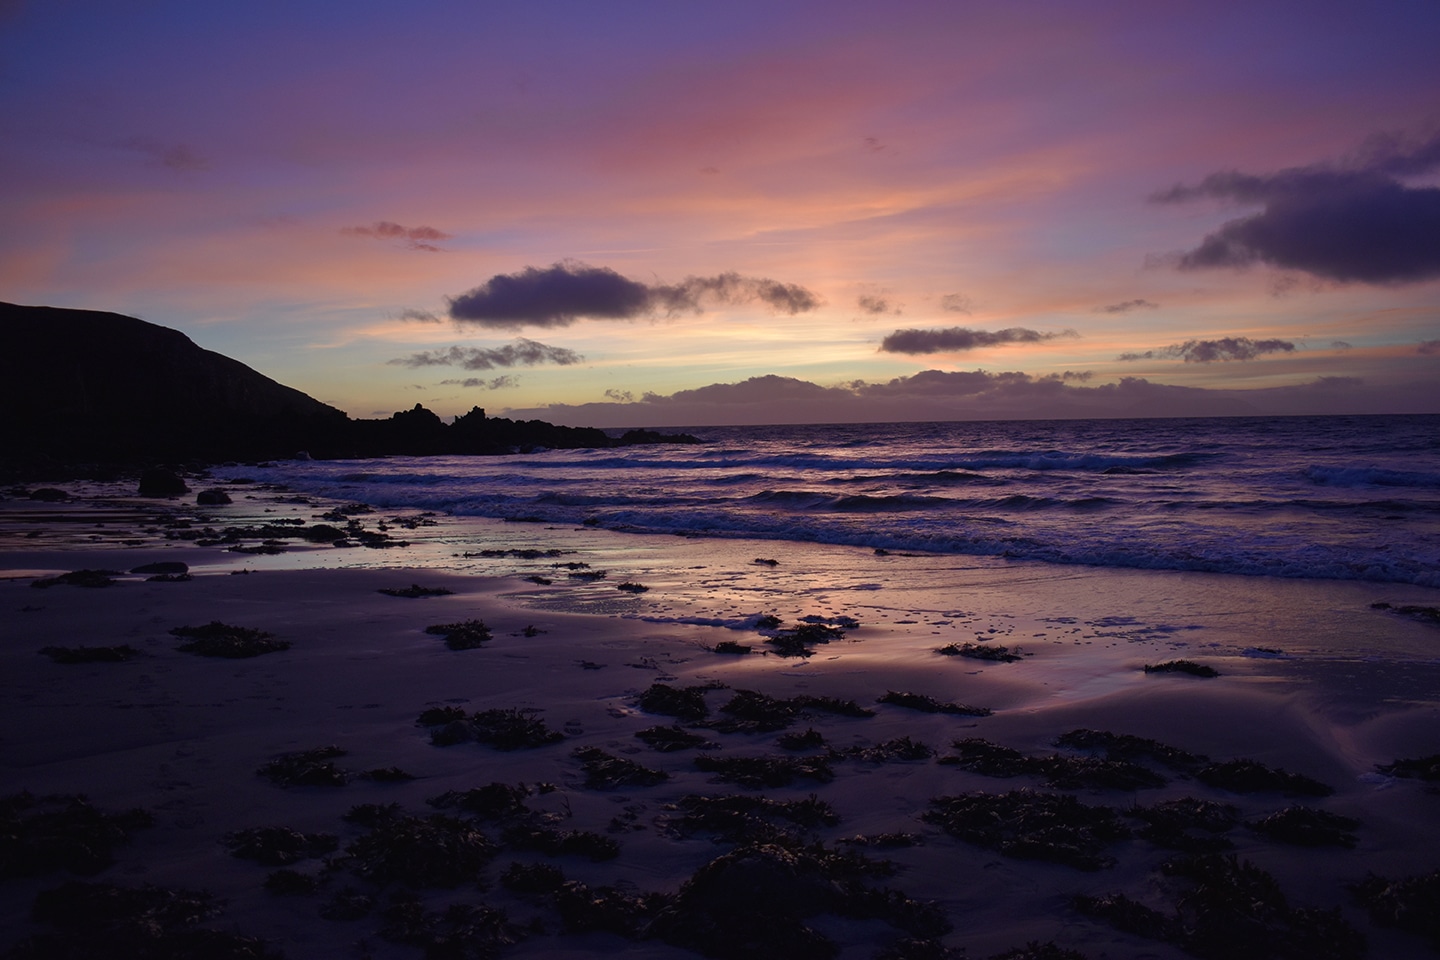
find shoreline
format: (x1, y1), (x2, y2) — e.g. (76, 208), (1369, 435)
(3, 485), (1439, 958)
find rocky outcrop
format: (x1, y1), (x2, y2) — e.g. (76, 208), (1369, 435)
(1, 303), (697, 470)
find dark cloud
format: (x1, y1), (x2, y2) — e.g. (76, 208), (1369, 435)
(342, 221), (452, 251)
(1418, 339), (1440, 355)
(1095, 299), (1158, 314)
(1153, 131), (1440, 284)
(440, 376), (519, 390)
(604, 388), (635, 402)
(863, 136), (885, 152)
(1116, 337), (1296, 363)
(880, 326), (1077, 355)
(1331, 341), (1353, 350)
(398, 308), (441, 324)
(939, 293), (973, 314)
(388, 339), (582, 370)
(446, 261), (820, 329)
(857, 295), (895, 315)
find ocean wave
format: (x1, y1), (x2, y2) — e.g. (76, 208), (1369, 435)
(1303, 465), (1440, 489)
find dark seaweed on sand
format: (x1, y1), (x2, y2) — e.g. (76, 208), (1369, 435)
(1195, 759), (1333, 797)
(424, 619), (492, 650)
(38, 644), (143, 663)
(666, 793), (840, 842)
(712, 640), (752, 655)
(378, 897), (524, 959)
(636, 681), (724, 721)
(987, 944), (1090, 960)
(30, 569), (120, 589)
(0, 792), (153, 879)
(778, 728), (827, 751)
(616, 581), (649, 593)
(878, 691), (993, 717)
(707, 689), (875, 733)
(572, 746), (669, 789)
(338, 812), (496, 888)
(694, 753), (835, 788)
(378, 583), (454, 597)
(500, 860), (567, 895)
(6, 880), (283, 960)
(171, 621), (290, 658)
(1143, 659), (1220, 678)
(1056, 728), (1207, 771)
(636, 724), (715, 752)
(764, 621), (846, 658)
(554, 880), (673, 937)
(1076, 853), (1365, 960)
(647, 841), (947, 960)
(1247, 806), (1359, 847)
(1377, 753), (1440, 781)
(257, 746), (349, 787)
(935, 642), (1023, 662)
(1351, 869), (1440, 950)
(264, 868), (320, 896)
(420, 707), (565, 750)
(1128, 797), (1240, 852)
(358, 766), (416, 782)
(427, 783), (532, 820)
(941, 738), (1168, 790)
(501, 822), (620, 860)
(222, 826), (338, 866)
(1370, 602), (1440, 626)
(924, 790), (1130, 871)
(844, 737), (936, 763)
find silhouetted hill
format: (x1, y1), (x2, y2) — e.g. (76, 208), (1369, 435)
(0, 303), (695, 471)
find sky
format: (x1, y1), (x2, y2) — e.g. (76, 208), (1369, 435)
(2, 0), (1439, 427)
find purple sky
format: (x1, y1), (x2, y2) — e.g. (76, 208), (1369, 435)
(2, 1), (1438, 425)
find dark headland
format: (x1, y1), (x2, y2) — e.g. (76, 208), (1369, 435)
(0, 302), (696, 478)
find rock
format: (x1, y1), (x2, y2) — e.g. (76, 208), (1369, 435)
(138, 468), (187, 497)
(196, 488), (232, 505)
(28, 487), (69, 501)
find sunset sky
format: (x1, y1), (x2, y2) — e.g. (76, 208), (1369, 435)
(3, 1), (1438, 426)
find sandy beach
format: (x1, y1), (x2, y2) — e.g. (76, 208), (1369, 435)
(3, 482), (1439, 959)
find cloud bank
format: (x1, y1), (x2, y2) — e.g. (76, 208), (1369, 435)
(1095, 299), (1158, 314)
(1154, 131), (1440, 284)
(880, 326), (1077, 355)
(388, 340), (582, 370)
(1117, 337), (1296, 363)
(504, 366), (1436, 428)
(447, 262), (820, 330)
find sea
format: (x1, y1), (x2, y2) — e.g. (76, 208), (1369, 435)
(237, 414), (1440, 589)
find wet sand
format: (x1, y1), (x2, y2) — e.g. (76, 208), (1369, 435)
(2, 484), (1438, 958)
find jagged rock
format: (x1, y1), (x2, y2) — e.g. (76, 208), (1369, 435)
(138, 468), (188, 497)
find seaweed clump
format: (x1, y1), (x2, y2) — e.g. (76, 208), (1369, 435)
(222, 826), (338, 866)
(935, 642), (1022, 662)
(764, 621), (846, 658)
(924, 790), (1129, 871)
(1128, 797), (1240, 852)
(424, 619), (492, 650)
(378, 897), (523, 960)
(706, 689), (874, 733)
(1351, 869), (1440, 951)
(171, 621), (289, 658)
(427, 783), (532, 820)
(378, 584), (454, 598)
(1075, 853), (1365, 960)
(665, 793), (839, 843)
(30, 569), (120, 589)
(501, 822), (620, 861)
(1247, 806), (1359, 847)
(256, 746), (349, 787)
(1143, 659), (1220, 678)
(572, 747), (669, 789)
(0, 792), (153, 878)
(636, 682), (724, 721)
(1195, 759), (1333, 797)
(337, 810), (496, 888)
(1055, 728), (1207, 771)
(647, 842), (948, 960)
(6, 880), (282, 960)
(1377, 754), (1440, 781)
(878, 691), (993, 717)
(636, 724), (715, 752)
(420, 707), (565, 750)
(939, 738), (1167, 790)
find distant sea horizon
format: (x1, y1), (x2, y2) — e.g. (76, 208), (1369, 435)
(241, 413), (1440, 588)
